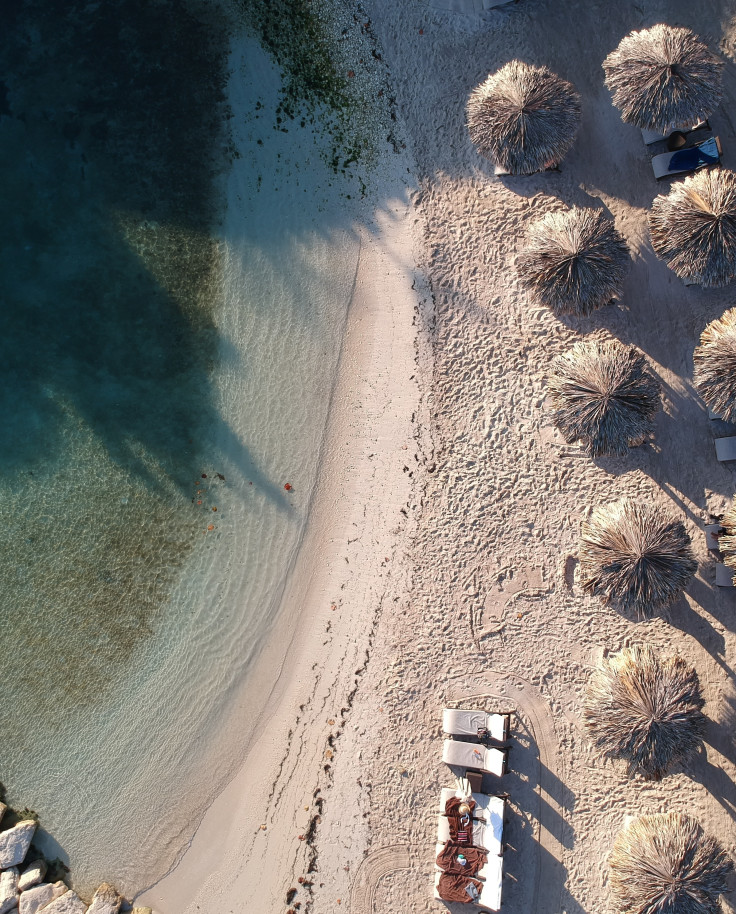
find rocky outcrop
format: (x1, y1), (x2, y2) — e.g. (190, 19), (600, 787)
(0, 803), (150, 914)
(0, 868), (19, 914)
(41, 892), (85, 914)
(18, 882), (67, 914)
(86, 885), (120, 914)
(17, 864), (46, 894)
(0, 822), (36, 870)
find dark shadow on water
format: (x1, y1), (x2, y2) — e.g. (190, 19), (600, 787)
(0, 0), (298, 725)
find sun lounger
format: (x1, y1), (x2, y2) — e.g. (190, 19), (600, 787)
(715, 436), (736, 461)
(439, 788), (505, 824)
(442, 739), (508, 776)
(716, 562), (735, 587)
(437, 801), (505, 854)
(442, 709), (510, 742)
(705, 524), (722, 550)
(433, 858), (503, 910)
(641, 120), (709, 146)
(652, 136), (721, 180)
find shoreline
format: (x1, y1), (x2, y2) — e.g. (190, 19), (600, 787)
(137, 132), (421, 914)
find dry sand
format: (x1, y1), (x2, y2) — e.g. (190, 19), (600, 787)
(143, 0), (736, 912)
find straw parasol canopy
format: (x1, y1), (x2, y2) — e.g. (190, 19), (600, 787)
(693, 308), (736, 421)
(603, 25), (723, 132)
(649, 168), (736, 288)
(517, 207), (629, 316)
(609, 813), (733, 914)
(717, 498), (736, 570)
(579, 499), (697, 618)
(466, 61), (581, 176)
(548, 340), (660, 457)
(584, 645), (706, 780)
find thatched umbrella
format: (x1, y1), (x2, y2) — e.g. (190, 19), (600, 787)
(466, 61), (581, 175)
(693, 308), (736, 421)
(517, 207), (629, 316)
(603, 25), (723, 132)
(649, 168), (736, 288)
(548, 340), (660, 456)
(579, 499), (697, 618)
(609, 813), (733, 914)
(717, 498), (736, 570)
(584, 645), (705, 780)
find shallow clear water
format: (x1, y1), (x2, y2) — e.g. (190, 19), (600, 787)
(0, 2), (360, 894)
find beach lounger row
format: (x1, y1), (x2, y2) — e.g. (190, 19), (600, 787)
(434, 708), (511, 908)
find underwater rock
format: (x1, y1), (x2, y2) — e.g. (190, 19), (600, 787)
(0, 822), (36, 869)
(86, 885), (121, 914)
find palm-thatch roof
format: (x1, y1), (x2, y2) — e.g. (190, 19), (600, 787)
(693, 308), (736, 421)
(517, 207), (629, 316)
(609, 813), (733, 914)
(584, 645), (705, 780)
(603, 25), (723, 131)
(579, 499), (697, 618)
(466, 61), (581, 176)
(717, 498), (736, 571)
(548, 340), (660, 456)
(649, 168), (736, 288)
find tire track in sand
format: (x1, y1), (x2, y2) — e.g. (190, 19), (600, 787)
(349, 844), (412, 914)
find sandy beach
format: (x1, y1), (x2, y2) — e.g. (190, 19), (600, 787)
(143, 0), (736, 912)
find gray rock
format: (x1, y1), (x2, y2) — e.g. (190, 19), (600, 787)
(18, 882), (67, 914)
(0, 804), (7, 825)
(86, 885), (121, 914)
(0, 867), (19, 914)
(0, 822), (36, 869)
(17, 862), (47, 893)
(41, 892), (85, 914)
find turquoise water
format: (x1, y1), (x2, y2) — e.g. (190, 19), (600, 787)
(0, 0), (366, 894)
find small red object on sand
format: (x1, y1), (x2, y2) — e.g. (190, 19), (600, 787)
(419, 28), (424, 34)
(284, 483), (292, 491)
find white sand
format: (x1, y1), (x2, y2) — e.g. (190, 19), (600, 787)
(143, 0), (736, 912)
